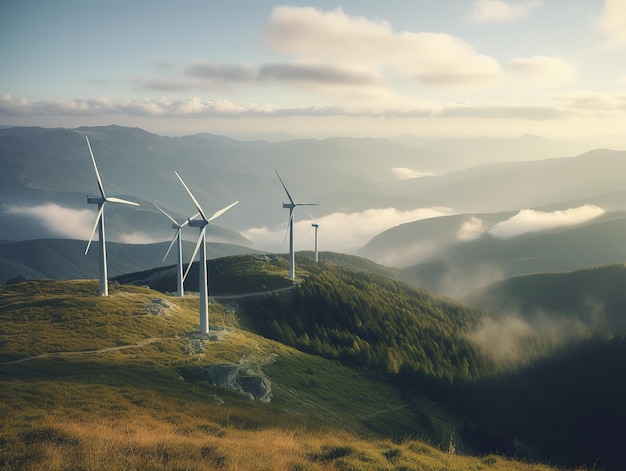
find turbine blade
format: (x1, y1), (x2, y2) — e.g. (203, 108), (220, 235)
(163, 230), (179, 262)
(106, 196), (139, 206)
(283, 210), (294, 245)
(175, 171), (208, 221)
(295, 203), (319, 206)
(85, 204), (105, 255)
(307, 211), (318, 225)
(153, 202), (178, 226)
(208, 201), (239, 222)
(275, 169), (295, 205)
(184, 230), (204, 281)
(86, 136), (106, 199)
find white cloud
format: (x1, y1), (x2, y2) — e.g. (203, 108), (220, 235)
(266, 6), (502, 87)
(390, 167), (435, 180)
(242, 206), (452, 254)
(596, 0), (626, 49)
(467, 306), (604, 369)
(5, 90), (626, 125)
(4, 203), (163, 245)
(457, 216), (487, 240)
(508, 56), (577, 83)
(117, 232), (163, 244)
(489, 205), (605, 239)
(469, 0), (542, 23)
(6, 203), (95, 240)
(549, 91), (626, 117)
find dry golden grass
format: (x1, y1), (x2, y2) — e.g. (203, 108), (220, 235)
(1, 411), (565, 471)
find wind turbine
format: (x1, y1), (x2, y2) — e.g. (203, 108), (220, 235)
(275, 169), (318, 279)
(308, 212), (320, 263)
(153, 203), (198, 297)
(175, 171), (238, 334)
(84, 135), (139, 296)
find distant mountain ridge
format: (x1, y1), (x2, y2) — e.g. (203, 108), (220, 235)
(3, 124), (626, 250)
(5, 122), (626, 299)
(0, 238), (260, 284)
(358, 208), (626, 296)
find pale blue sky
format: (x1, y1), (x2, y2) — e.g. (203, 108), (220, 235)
(2, 0), (625, 139)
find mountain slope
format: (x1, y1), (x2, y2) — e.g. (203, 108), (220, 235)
(0, 239), (259, 284)
(3, 256), (626, 468)
(465, 263), (626, 331)
(386, 149), (626, 214)
(0, 278), (540, 471)
(366, 210), (626, 297)
(229, 255), (626, 470)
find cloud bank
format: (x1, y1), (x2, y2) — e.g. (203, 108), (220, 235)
(489, 205), (605, 238)
(243, 206), (452, 254)
(8, 91), (625, 124)
(5, 203), (162, 244)
(6, 203), (96, 240)
(266, 6), (502, 87)
(467, 303), (604, 369)
(457, 216), (488, 240)
(390, 167), (435, 180)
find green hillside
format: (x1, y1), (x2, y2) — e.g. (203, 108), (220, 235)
(3, 255), (626, 469)
(0, 278), (555, 471)
(231, 255), (625, 469)
(466, 263), (626, 329)
(240, 258), (489, 382)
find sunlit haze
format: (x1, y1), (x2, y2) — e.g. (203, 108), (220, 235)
(2, 0), (626, 140)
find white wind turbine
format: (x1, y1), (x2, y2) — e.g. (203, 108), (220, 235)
(275, 169), (318, 279)
(308, 212), (320, 263)
(175, 171), (238, 334)
(153, 203), (198, 297)
(84, 135), (139, 296)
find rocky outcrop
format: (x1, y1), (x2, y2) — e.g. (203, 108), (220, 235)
(202, 363), (272, 402)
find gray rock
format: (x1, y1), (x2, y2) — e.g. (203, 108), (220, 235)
(239, 375), (273, 402)
(202, 364), (244, 394)
(201, 363), (272, 401)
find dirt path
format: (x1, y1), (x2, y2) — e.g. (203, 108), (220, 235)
(2, 338), (161, 365)
(211, 282), (297, 302)
(2, 283), (297, 366)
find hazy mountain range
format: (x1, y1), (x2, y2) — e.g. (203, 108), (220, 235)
(2, 124), (626, 293)
(0, 239), (259, 284)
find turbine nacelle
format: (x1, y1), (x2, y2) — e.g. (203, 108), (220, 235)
(188, 218), (208, 228)
(87, 196), (106, 204)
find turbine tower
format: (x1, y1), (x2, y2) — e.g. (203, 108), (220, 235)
(309, 212), (320, 263)
(84, 136), (139, 296)
(153, 203), (198, 297)
(275, 170), (318, 279)
(175, 171), (238, 334)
